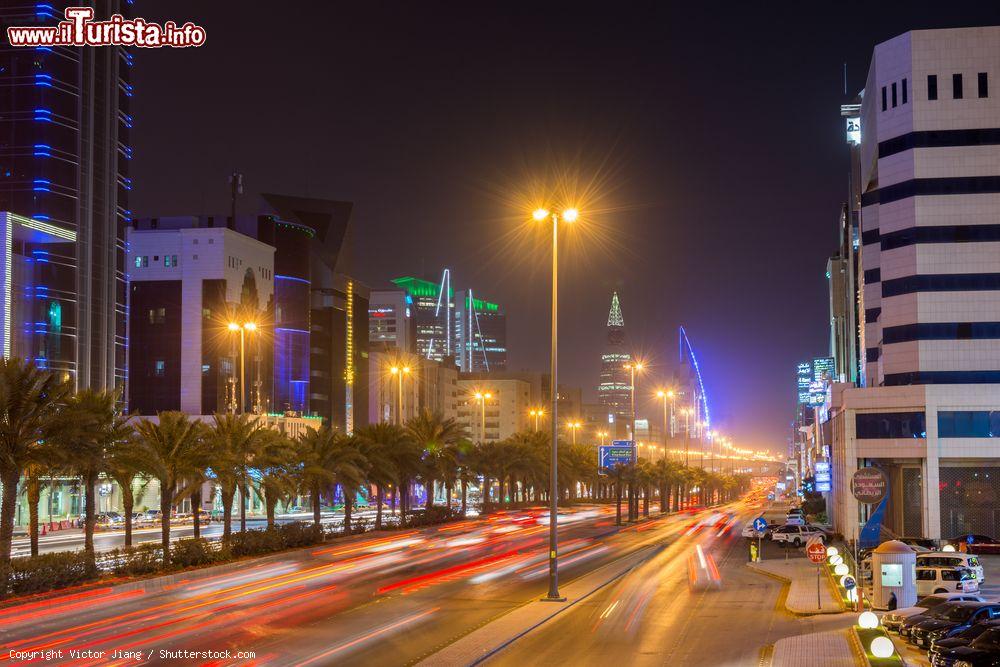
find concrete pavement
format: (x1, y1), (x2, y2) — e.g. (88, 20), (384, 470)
(748, 558), (845, 614)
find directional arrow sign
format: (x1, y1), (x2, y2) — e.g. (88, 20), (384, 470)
(753, 516), (768, 533)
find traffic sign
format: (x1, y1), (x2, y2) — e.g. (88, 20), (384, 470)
(843, 575), (857, 591)
(752, 516), (768, 533)
(598, 442), (635, 471)
(807, 541), (826, 564)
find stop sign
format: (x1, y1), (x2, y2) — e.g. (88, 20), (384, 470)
(807, 541), (826, 564)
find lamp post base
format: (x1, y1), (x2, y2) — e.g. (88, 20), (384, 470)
(540, 595), (567, 602)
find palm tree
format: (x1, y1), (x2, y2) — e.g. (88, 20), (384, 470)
(406, 410), (466, 509)
(208, 413), (265, 540)
(603, 462), (631, 526)
(132, 412), (211, 563)
(52, 389), (132, 565)
(106, 444), (145, 547)
(253, 431), (297, 530)
(355, 423), (405, 530)
(295, 424), (366, 533)
(0, 359), (69, 567)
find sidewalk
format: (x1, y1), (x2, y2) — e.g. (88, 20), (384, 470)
(415, 544), (660, 666)
(771, 630), (861, 667)
(748, 558), (844, 614)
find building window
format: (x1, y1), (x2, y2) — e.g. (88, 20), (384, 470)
(979, 72), (989, 98)
(891, 82), (897, 107)
(154, 360), (165, 377)
(881, 86), (887, 111)
(134, 256), (142, 268)
(148, 307), (165, 325)
(928, 75), (938, 100)
(954, 73), (963, 99)
(938, 411), (1000, 438)
(153, 255), (159, 262)
(902, 78), (908, 104)
(193, 238), (199, 245)
(192, 254), (198, 260)
(855, 412), (926, 439)
(171, 254), (178, 267)
(208, 238), (214, 244)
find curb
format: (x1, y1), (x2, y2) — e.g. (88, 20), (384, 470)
(746, 562), (845, 616)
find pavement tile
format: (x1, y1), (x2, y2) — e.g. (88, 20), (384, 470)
(771, 630), (858, 667)
(748, 559), (844, 614)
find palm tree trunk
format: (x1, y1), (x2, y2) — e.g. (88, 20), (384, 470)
(445, 481), (453, 515)
(482, 477), (491, 513)
(160, 486), (173, 565)
(343, 489), (353, 535)
(27, 476), (40, 557)
(0, 468), (20, 566)
(461, 479), (467, 517)
(312, 483), (322, 528)
(615, 483), (623, 526)
(84, 471), (97, 564)
(399, 478), (407, 524)
(191, 484), (202, 540)
(425, 477), (434, 508)
(240, 476), (248, 533)
(121, 481), (135, 547)
(266, 491), (277, 530)
(375, 485), (383, 531)
(221, 481), (235, 542)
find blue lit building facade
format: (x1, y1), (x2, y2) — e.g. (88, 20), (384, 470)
(0, 2), (131, 389)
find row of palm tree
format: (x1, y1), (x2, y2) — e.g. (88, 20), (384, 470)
(0, 358), (750, 576)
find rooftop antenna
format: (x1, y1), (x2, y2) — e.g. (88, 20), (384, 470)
(843, 62), (848, 96)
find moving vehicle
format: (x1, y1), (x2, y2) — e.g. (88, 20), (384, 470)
(918, 552), (986, 583)
(932, 625), (1000, 666)
(883, 593), (987, 633)
(917, 566), (980, 597)
(687, 544), (722, 591)
(908, 602), (1000, 649)
(769, 524), (827, 546)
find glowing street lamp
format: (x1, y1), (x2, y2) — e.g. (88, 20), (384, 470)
(529, 408), (545, 432)
(474, 391), (493, 442)
(533, 205), (579, 603)
(390, 365), (412, 425)
(227, 320), (257, 414)
(568, 421), (583, 444)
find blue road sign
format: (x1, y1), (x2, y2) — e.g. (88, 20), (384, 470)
(968, 534), (975, 545)
(598, 442), (635, 470)
(753, 516), (768, 533)
(843, 576), (857, 591)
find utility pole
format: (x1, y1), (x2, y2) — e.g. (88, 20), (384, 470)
(229, 170), (243, 230)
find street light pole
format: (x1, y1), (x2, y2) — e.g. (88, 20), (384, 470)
(534, 205), (577, 603)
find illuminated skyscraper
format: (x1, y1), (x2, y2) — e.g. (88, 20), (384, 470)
(598, 291), (631, 431)
(0, 2), (132, 389)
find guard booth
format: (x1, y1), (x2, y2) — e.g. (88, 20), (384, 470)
(871, 540), (916, 611)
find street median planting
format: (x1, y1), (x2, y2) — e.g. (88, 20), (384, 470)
(853, 626), (903, 667)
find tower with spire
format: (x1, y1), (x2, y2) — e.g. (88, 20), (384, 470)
(598, 291), (632, 436)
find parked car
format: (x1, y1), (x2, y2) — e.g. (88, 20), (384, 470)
(917, 566), (980, 597)
(883, 593), (987, 633)
(131, 512), (152, 527)
(933, 625), (1000, 666)
(95, 512), (124, 527)
(908, 602), (1000, 649)
(143, 509), (163, 522)
(929, 619), (1000, 662)
(902, 601), (970, 639)
(918, 552), (986, 583)
(784, 514), (806, 526)
(949, 535), (1000, 555)
(769, 524), (827, 547)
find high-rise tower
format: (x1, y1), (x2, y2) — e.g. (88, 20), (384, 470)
(0, 2), (131, 390)
(598, 291), (631, 432)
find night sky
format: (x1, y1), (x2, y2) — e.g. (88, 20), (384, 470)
(130, 2), (998, 454)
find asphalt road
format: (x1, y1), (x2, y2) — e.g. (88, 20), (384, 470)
(0, 500), (836, 666)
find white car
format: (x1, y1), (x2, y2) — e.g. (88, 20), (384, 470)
(916, 565), (979, 596)
(784, 514), (806, 526)
(881, 593), (986, 633)
(916, 552), (986, 583)
(770, 524), (827, 547)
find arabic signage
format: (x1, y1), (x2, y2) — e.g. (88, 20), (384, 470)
(851, 467), (888, 504)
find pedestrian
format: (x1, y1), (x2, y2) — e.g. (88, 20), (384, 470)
(749, 542), (758, 562)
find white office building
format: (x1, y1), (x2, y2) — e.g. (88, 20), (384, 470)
(830, 26), (1000, 541)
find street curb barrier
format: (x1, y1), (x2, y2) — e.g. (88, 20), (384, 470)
(746, 561), (845, 616)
